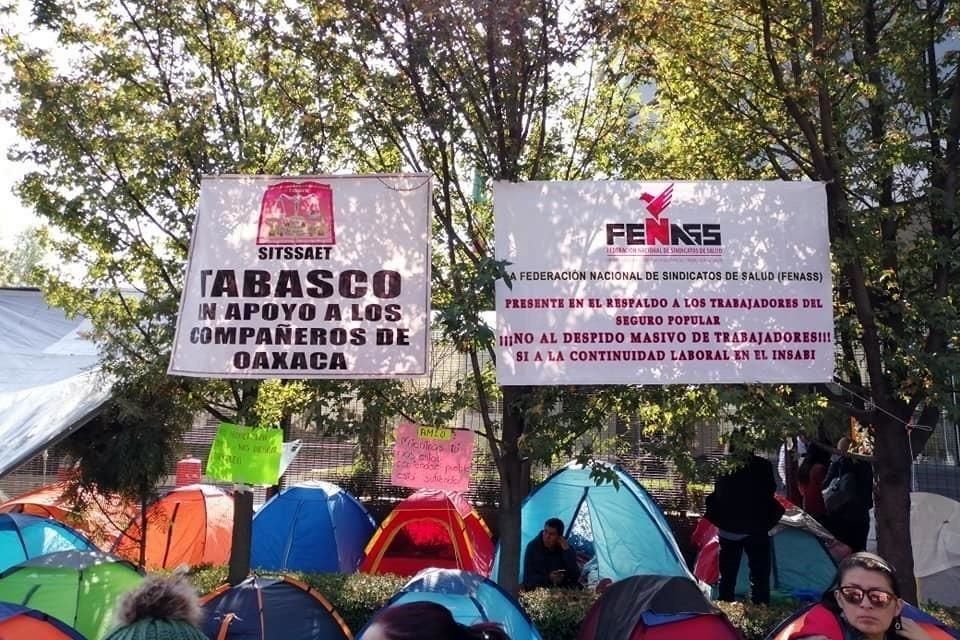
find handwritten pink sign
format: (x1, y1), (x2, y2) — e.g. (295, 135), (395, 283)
(391, 422), (473, 492)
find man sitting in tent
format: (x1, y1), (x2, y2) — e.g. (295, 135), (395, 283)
(522, 517), (580, 590)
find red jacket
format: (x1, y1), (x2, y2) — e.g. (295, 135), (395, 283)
(771, 603), (956, 640)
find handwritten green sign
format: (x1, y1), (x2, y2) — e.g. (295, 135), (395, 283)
(205, 423), (283, 486)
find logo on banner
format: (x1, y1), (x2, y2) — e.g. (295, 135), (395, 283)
(257, 181), (336, 245)
(605, 183), (723, 258)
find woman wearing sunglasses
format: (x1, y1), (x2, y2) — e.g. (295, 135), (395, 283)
(772, 552), (940, 640)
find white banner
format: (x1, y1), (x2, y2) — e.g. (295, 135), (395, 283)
(494, 181), (834, 385)
(169, 175), (431, 378)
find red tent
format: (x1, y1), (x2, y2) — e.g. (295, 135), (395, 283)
(112, 484), (233, 569)
(577, 575), (741, 640)
(360, 489), (493, 577)
(0, 482), (137, 550)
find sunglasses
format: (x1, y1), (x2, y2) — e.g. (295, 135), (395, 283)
(837, 585), (897, 608)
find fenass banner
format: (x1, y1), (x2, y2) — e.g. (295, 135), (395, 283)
(494, 180), (834, 385)
(169, 175), (431, 378)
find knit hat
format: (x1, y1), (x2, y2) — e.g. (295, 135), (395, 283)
(103, 575), (208, 640)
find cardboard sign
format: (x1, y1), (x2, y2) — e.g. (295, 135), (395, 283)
(168, 174), (432, 379)
(494, 180), (834, 385)
(391, 422), (473, 492)
(205, 423), (283, 486)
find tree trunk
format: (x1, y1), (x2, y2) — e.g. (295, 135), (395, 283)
(227, 487), (253, 585)
(873, 417), (917, 603)
(497, 385), (530, 596)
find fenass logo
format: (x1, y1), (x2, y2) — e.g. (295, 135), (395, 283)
(256, 181), (336, 245)
(605, 184), (723, 257)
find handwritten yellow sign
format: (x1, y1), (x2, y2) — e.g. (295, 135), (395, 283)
(417, 426), (453, 440)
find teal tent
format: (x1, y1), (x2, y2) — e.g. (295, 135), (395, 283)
(693, 498), (842, 600)
(0, 513), (96, 572)
(494, 461), (692, 585)
(358, 569), (542, 640)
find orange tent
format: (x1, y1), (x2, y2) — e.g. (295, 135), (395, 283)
(112, 484), (233, 569)
(0, 482), (137, 550)
(360, 489), (493, 577)
(0, 602), (85, 640)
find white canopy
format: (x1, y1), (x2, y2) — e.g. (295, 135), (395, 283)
(868, 491), (960, 606)
(0, 288), (112, 477)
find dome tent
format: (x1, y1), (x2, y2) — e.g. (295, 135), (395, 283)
(0, 550), (143, 640)
(0, 602), (85, 640)
(360, 489), (494, 577)
(201, 575), (352, 640)
(494, 461), (691, 585)
(0, 481), (138, 549)
(867, 491), (960, 607)
(693, 496), (847, 600)
(113, 484), (233, 570)
(577, 575), (741, 640)
(0, 512), (97, 572)
(358, 569), (542, 640)
(251, 480), (376, 573)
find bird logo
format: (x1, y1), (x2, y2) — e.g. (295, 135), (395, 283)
(639, 184), (673, 219)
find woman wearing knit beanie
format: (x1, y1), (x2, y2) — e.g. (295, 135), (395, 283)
(103, 575), (208, 640)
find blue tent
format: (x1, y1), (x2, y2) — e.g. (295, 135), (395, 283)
(201, 575), (351, 640)
(251, 480), (375, 573)
(0, 513), (95, 572)
(357, 569), (543, 640)
(495, 461), (693, 585)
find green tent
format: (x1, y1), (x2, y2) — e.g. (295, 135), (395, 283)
(0, 550), (143, 640)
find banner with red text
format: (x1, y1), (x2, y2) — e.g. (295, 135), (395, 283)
(494, 181), (834, 385)
(169, 175), (431, 378)
(391, 422), (473, 492)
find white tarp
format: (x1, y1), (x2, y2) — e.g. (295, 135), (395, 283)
(0, 288), (112, 477)
(494, 180), (834, 385)
(868, 491), (960, 606)
(168, 175), (432, 379)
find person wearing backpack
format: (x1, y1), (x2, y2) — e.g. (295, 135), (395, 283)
(822, 437), (874, 552)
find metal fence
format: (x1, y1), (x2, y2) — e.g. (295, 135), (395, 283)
(2, 410), (959, 517)
(2, 333), (958, 512)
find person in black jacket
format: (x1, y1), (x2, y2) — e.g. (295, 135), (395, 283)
(522, 517), (580, 590)
(823, 437), (874, 552)
(705, 431), (784, 604)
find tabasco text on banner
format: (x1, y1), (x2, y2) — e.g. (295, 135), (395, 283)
(494, 181), (834, 385)
(391, 422), (473, 492)
(168, 175), (431, 378)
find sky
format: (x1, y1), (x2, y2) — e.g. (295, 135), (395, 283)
(0, 118), (35, 251)
(0, 1), (38, 251)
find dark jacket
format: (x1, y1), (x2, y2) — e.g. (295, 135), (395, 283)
(824, 455), (873, 516)
(705, 454), (784, 535)
(522, 536), (580, 589)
